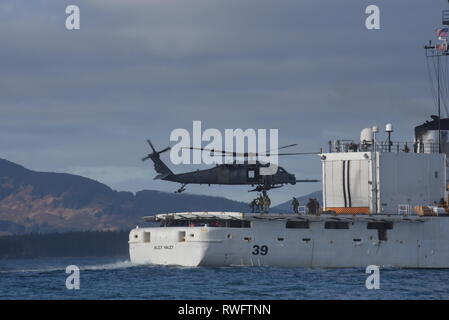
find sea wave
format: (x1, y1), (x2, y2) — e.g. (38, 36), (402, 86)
(0, 260), (137, 274)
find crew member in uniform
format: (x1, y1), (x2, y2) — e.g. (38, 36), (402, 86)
(291, 197), (300, 213)
(307, 198), (320, 215)
(262, 191), (271, 213)
(258, 194), (265, 213)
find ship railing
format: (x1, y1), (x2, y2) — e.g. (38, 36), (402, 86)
(328, 140), (440, 154)
(397, 204), (411, 216)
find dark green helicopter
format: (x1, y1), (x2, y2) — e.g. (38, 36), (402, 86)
(142, 140), (319, 193)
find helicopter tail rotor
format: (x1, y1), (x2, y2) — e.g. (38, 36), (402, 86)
(142, 139), (174, 179)
(142, 139), (171, 162)
(147, 139), (157, 153)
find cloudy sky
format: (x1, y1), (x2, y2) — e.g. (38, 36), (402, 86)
(1, 0), (448, 205)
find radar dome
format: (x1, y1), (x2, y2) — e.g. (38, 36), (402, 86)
(360, 128), (373, 144)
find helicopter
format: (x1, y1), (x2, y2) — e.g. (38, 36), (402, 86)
(141, 140), (319, 193)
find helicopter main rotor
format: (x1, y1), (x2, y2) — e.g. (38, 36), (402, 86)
(182, 144), (319, 159)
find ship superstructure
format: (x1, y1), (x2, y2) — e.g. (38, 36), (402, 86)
(323, 122), (446, 215)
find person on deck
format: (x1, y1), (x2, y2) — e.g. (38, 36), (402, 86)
(292, 197), (300, 214)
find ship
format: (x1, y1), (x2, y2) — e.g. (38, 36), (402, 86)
(128, 8), (449, 268)
(129, 118), (449, 268)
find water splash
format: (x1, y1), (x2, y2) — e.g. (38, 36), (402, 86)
(0, 260), (137, 274)
(0, 266), (65, 274)
(80, 260), (136, 271)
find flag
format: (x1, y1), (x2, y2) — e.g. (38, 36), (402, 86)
(436, 42), (448, 51)
(436, 28), (449, 37)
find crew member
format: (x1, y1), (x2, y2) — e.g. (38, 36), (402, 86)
(307, 198), (320, 215)
(259, 194), (265, 213)
(255, 197), (260, 213)
(311, 198), (320, 215)
(291, 197), (300, 214)
(262, 191), (271, 213)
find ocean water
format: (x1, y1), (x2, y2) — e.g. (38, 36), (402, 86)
(1, 256), (449, 299)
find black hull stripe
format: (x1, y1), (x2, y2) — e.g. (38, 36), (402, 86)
(342, 160), (347, 207)
(347, 160), (352, 208)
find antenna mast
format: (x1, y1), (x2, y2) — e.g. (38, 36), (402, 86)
(424, 8), (449, 153)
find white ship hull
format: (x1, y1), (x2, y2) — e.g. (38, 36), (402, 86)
(129, 213), (449, 268)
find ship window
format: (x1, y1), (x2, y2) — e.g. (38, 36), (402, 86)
(143, 232), (151, 243)
(178, 231), (186, 242)
(324, 221), (349, 229)
(286, 221), (310, 229)
(248, 170), (255, 178)
(244, 237), (252, 241)
(367, 222), (393, 230)
(229, 220), (251, 228)
(277, 237), (284, 241)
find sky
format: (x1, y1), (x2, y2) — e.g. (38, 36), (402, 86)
(1, 0), (449, 205)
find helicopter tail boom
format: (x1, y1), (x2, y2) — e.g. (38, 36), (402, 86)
(142, 140), (174, 180)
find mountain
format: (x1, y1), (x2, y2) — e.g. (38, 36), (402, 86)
(272, 190), (322, 211)
(0, 158), (250, 235)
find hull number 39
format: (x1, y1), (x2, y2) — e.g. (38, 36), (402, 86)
(252, 245), (269, 255)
